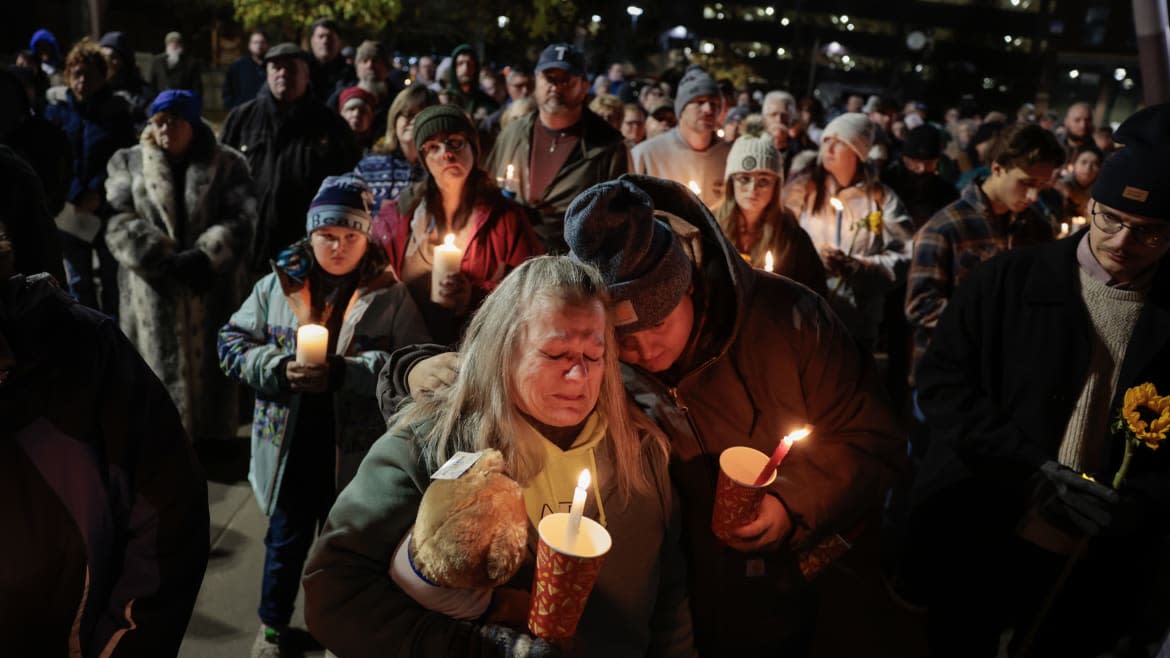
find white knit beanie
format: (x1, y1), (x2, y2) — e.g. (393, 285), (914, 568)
(725, 115), (781, 179)
(821, 112), (875, 162)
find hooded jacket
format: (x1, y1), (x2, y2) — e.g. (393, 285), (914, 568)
(617, 174), (905, 655)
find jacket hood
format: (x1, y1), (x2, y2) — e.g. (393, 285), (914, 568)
(616, 173), (750, 372)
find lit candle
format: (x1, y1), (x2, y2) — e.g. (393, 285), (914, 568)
(688, 180), (702, 196)
(716, 128), (725, 139)
(430, 233), (464, 305)
(753, 427), (811, 486)
(764, 250), (774, 273)
(1060, 222), (1069, 238)
(295, 324), (329, 365)
(566, 469), (591, 543)
(1071, 215), (1087, 227)
(830, 197), (845, 247)
(504, 163), (517, 193)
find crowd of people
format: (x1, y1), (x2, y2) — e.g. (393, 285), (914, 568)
(4, 19), (1170, 658)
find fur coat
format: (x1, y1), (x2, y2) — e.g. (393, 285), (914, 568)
(105, 122), (256, 440)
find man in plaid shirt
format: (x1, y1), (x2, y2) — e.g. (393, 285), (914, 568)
(905, 123), (1065, 383)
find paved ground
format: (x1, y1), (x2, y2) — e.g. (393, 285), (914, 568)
(180, 438), (325, 658)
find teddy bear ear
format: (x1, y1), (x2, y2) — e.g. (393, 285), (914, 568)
(485, 523), (528, 586)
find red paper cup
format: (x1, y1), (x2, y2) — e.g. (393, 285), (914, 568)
(527, 512), (612, 640)
(711, 446), (776, 545)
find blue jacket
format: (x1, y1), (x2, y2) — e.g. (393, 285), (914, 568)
(0, 274), (209, 656)
(44, 86), (136, 207)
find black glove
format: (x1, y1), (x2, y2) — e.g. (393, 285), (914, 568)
(1036, 461), (1119, 536)
(169, 249), (214, 293)
(477, 624), (560, 658)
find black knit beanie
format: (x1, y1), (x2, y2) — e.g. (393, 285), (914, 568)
(1092, 103), (1170, 221)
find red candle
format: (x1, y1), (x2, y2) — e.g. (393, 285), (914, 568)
(753, 427), (811, 486)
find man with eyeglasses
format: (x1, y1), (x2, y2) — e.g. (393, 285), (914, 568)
(903, 104), (1170, 657)
(632, 64), (731, 209)
(484, 43), (629, 252)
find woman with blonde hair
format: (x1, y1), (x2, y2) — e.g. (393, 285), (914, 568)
(588, 93), (624, 131)
(356, 83), (439, 212)
(303, 256), (696, 658)
(715, 116), (826, 297)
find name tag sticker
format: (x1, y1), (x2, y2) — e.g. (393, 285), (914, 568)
(431, 451), (485, 480)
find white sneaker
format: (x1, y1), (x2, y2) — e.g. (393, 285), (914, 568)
(250, 625), (285, 658)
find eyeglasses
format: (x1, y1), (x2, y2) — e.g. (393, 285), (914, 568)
(421, 135), (468, 158)
(1091, 204), (1170, 248)
(150, 115), (182, 129)
(732, 174), (776, 190)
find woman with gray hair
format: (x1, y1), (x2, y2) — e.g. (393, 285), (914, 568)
(303, 255), (696, 658)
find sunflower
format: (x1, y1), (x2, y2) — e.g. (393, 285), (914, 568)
(1122, 382), (1170, 448)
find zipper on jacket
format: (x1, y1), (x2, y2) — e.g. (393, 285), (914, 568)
(668, 385), (712, 464)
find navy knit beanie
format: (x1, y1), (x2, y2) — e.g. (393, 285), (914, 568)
(306, 174), (373, 235)
(1092, 103), (1170, 221)
(564, 180), (693, 334)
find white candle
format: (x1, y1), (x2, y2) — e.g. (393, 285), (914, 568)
(430, 233), (464, 305)
(295, 324), (328, 365)
(764, 250), (774, 273)
(504, 163), (517, 193)
(1060, 222), (1069, 238)
(830, 197), (845, 247)
(688, 180), (702, 196)
(565, 469), (591, 543)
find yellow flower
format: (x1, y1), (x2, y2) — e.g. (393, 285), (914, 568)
(1122, 382), (1170, 448)
(866, 210), (883, 234)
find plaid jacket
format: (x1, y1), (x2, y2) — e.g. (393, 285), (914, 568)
(905, 179), (1054, 379)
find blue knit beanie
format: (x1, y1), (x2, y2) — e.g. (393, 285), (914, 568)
(564, 179), (693, 334)
(149, 89), (202, 127)
(306, 174), (373, 235)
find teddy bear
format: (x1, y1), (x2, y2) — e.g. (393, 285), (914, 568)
(411, 449), (529, 590)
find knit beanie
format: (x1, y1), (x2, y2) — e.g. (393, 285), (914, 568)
(339, 86), (377, 113)
(564, 180), (693, 334)
(674, 65), (720, 116)
(821, 112), (874, 162)
(149, 89), (202, 127)
(412, 104), (480, 160)
(1092, 103), (1170, 221)
(725, 116), (781, 179)
(98, 31), (134, 61)
(306, 174), (373, 235)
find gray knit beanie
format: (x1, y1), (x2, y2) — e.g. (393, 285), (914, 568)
(725, 116), (781, 179)
(564, 180), (693, 334)
(674, 65), (720, 116)
(821, 112), (875, 162)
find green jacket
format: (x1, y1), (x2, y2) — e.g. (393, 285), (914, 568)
(483, 110), (629, 251)
(302, 415), (696, 658)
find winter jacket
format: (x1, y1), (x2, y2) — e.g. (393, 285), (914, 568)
(217, 257), (430, 514)
(782, 172), (915, 347)
(913, 234), (1170, 515)
(0, 145), (65, 282)
(484, 110), (629, 251)
(222, 54), (266, 111)
(44, 86), (136, 208)
(147, 52), (203, 97)
(0, 274), (208, 657)
(620, 174), (905, 655)
(105, 121), (256, 440)
(219, 87), (361, 272)
(302, 413), (696, 658)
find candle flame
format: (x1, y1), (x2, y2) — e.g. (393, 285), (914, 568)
(829, 197), (844, 211)
(764, 250), (774, 273)
(716, 128), (725, 139)
(577, 468), (591, 489)
(506, 163), (515, 178)
(1060, 222), (1069, 236)
(783, 427), (811, 445)
(688, 180), (701, 195)
(443, 233), (456, 247)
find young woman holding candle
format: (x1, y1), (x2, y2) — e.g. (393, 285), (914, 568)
(781, 112), (915, 348)
(217, 174), (430, 657)
(373, 104), (543, 345)
(714, 115), (827, 297)
(303, 256), (696, 658)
